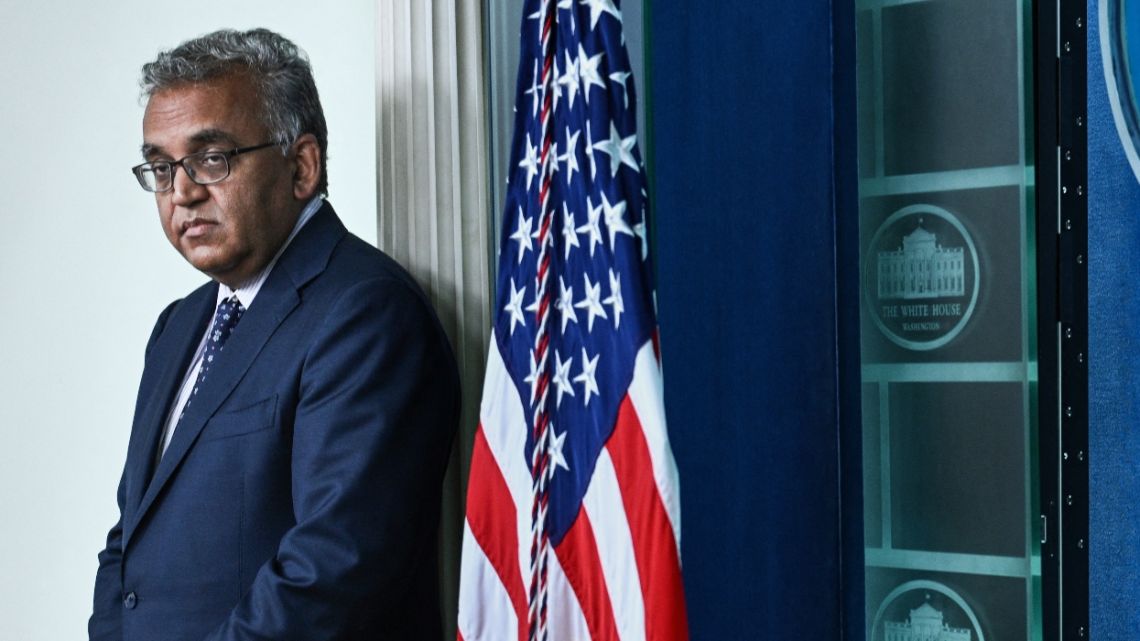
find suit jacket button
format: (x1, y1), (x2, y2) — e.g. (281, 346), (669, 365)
(123, 592), (137, 609)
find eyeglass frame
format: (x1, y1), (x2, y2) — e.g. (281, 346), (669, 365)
(130, 141), (282, 192)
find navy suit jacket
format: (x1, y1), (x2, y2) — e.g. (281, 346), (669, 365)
(90, 203), (460, 641)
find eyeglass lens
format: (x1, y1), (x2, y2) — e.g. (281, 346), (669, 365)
(136, 151), (231, 192)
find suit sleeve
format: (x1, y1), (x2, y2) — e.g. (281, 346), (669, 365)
(90, 300), (179, 641)
(205, 276), (460, 640)
(89, 469), (127, 641)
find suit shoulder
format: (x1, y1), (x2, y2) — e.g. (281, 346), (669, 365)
(145, 299), (181, 355)
(315, 234), (455, 356)
(145, 281), (215, 353)
(324, 233), (434, 304)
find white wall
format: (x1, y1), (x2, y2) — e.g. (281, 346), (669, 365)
(0, 3), (375, 638)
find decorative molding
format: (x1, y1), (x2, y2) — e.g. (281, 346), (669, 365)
(375, 1), (492, 635)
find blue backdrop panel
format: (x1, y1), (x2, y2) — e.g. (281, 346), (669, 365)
(1088, 3), (1140, 638)
(650, 1), (861, 639)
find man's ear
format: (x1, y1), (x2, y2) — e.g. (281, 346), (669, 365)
(291, 133), (321, 199)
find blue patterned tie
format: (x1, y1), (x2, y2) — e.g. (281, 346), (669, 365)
(178, 295), (246, 423)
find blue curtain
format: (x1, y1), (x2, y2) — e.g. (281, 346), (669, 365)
(1088, 2), (1140, 637)
(649, 1), (862, 638)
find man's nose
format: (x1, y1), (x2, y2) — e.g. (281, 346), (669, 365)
(170, 165), (209, 206)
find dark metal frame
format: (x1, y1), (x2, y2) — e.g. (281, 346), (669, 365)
(1035, 0), (1089, 637)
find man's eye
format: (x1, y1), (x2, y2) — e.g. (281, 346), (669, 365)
(150, 164), (172, 176)
(199, 153), (226, 167)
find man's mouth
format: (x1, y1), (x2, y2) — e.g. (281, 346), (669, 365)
(181, 219), (217, 239)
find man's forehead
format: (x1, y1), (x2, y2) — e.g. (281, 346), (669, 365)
(142, 77), (260, 154)
(145, 78), (251, 120)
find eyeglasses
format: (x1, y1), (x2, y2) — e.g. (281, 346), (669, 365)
(131, 142), (280, 192)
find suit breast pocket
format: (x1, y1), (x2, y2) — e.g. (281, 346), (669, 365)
(200, 395), (278, 443)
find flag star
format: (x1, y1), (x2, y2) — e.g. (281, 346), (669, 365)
(527, 1), (548, 30)
(542, 138), (560, 180)
(576, 196), (604, 258)
(578, 44), (606, 103)
(603, 268), (624, 329)
(573, 347), (601, 406)
(574, 272), (608, 332)
(580, 0), (621, 30)
(524, 283), (542, 318)
(609, 70), (632, 109)
(561, 203), (581, 260)
(600, 193), (633, 249)
(550, 58), (563, 112)
(519, 134), (540, 191)
(504, 277), (527, 335)
(548, 141), (561, 179)
(555, 275), (578, 334)
(510, 207), (534, 263)
(522, 351), (541, 404)
(549, 428), (570, 474)
(592, 121), (639, 178)
(585, 120), (598, 181)
(524, 60), (542, 116)
(559, 127), (580, 186)
(633, 219), (649, 260)
(558, 50), (580, 109)
(557, 0), (576, 33)
(552, 350), (575, 408)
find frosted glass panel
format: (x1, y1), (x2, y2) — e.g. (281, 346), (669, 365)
(855, 1), (1041, 640)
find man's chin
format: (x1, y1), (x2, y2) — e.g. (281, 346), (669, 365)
(181, 250), (233, 280)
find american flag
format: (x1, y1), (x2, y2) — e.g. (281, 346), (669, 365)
(457, 1), (688, 640)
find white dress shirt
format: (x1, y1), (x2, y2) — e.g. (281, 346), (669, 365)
(158, 196), (324, 456)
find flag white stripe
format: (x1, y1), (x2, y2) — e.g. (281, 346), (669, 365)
(458, 521), (519, 641)
(471, 332), (681, 641)
(546, 545), (593, 640)
(582, 449), (647, 641)
(479, 336), (539, 597)
(627, 342), (683, 554)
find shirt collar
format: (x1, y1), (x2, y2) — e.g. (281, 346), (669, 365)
(217, 195), (324, 309)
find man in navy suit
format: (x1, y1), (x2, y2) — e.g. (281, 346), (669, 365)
(89, 28), (459, 641)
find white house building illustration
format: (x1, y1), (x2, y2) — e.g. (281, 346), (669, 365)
(877, 221), (965, 300)
(883, 596), (972, 641)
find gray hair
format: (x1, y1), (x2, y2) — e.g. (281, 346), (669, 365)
(141, 28), (329, 195)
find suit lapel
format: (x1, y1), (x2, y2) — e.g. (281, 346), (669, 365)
(123, 203), (346, 549)
(122, 286), (215, 527)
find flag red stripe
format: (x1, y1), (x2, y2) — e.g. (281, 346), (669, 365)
(607, 397), (690, 641)
(553, 509), (621, 641)
(466, 426), (529, 641)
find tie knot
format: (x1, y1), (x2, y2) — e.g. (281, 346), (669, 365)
(210, 296), (246, 347)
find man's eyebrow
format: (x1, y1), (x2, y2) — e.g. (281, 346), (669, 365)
(189, 129), (239, 147)
(140, 143), (164, 159)
(140, 130), (239, 159)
